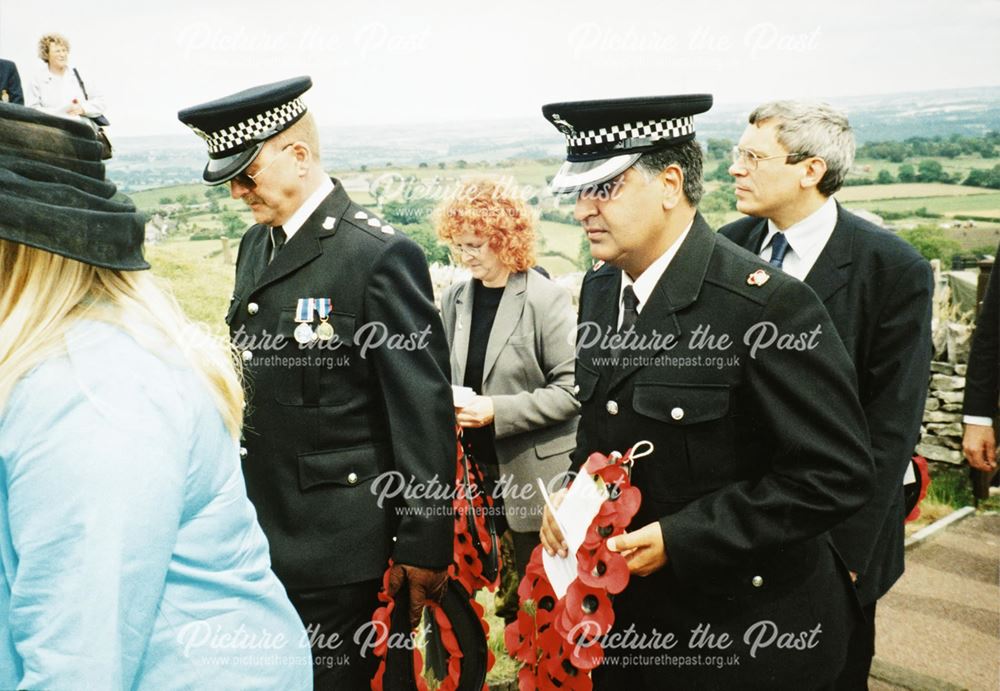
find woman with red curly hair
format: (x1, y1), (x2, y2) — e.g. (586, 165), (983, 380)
(436, 178), (580, 618)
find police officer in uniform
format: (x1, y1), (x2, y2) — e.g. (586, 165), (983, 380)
(179, 77), (456, 689)
(538, 95), (875, 689)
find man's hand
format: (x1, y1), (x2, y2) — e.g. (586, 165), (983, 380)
(607, 522), (667, 576)
(963, 423), (997, 472)
(540, 488), (568, 557)
(387, 564), (448, 629)
(456, 395), (494, 428)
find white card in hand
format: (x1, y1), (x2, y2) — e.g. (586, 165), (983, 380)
(540, 472), (609, 598)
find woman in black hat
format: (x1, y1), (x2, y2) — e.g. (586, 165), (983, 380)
(0, 104), (311, 689)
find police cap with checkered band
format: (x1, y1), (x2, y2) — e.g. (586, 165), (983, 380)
(542, 94), (713, 194)
(178, 76), (312, 185)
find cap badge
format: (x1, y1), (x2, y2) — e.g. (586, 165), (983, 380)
(550, 113), (575, 136)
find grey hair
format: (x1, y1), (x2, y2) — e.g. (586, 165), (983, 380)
(633, 139), (704, 206)
(748, 101), (855, 196)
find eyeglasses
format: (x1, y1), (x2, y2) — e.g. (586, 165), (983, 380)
(450, 241), (487, 258)
(731, 146), (807, 171)
(232, 144), (293, 188)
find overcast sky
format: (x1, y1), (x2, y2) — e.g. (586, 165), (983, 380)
(1, 0), (998, 136)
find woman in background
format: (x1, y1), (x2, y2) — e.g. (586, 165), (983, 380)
(436, 178), (579, 622)
(0, 104), (310, 689)
(26, 33), (106, 122)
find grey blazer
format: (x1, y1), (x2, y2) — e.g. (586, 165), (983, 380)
(441, 270), (579, 531)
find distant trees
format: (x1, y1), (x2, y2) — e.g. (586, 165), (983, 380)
(706, 138), (734, 161)
(857, 133), (998, 162)
(898, 164), (917, 183)
(963, 164), (1000, 190)
(918, 159), (946, 183)
(898, 226), (962, 264)
(876, 169), (895, 184)
(705, 160), (732, 182)
(220, 210), (246, 236)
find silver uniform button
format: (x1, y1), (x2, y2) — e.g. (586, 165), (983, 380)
(606, 400), (619, 415)
(347, 472), (359, 485)
(242, 350), (253, 362)
(671, 407), (685, 421)
(247, 302), (259, 315)
(239, 447), (248, 459)
(752, 575), (764, 588)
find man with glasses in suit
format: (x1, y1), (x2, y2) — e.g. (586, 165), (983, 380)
(721, 101), (934, 689)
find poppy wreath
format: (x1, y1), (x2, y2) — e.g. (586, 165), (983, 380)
(504, 445), (645, 690)
(370, 428), (498, 690)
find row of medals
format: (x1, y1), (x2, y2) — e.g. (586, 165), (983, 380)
(295, 319), (335, 344)
(294, 298), (335, 344)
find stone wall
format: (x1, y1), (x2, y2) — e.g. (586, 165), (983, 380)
(916, 361), (969, 465)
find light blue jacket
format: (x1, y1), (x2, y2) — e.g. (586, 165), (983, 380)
(0, 321), (312, 690)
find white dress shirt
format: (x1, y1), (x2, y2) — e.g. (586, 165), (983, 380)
(270, 176), (334, 248)
(616, 221), (692, 329)
(759, 197), (838, 281)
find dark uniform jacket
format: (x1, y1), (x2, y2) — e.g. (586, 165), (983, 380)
(0, 59), (22, 105)
(721, 205), (933, 606)
(227, 179), (457, 589)
(963, 242), (1000, 418)
(574, 214), (874, 689)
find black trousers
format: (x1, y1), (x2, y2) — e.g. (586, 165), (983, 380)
(287, 579), (383, 691)
(833, 601), (877, 690)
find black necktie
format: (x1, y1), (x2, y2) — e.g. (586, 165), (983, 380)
(269, 226), (286, 264)
(768, 232), (789, 269)
(612, 285), (640, 362)
(620, 285), (640, 333)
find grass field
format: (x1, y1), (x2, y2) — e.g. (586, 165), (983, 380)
(132, 156), (1000, 292)
(146, 238), (234, 335)
(835, 182), (997, 202)
(842, 191), (1000, 215)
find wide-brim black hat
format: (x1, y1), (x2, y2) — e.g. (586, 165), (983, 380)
(0, 102), (148, 271)
(542, 94), (713, 194)
(178, 76), (312, 185)
(383, 580), (488, 691)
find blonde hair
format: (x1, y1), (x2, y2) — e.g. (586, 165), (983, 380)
(0, 240), (244, 437)
(38, 33), (70, 63)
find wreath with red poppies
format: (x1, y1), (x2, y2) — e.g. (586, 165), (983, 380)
(504, 445), (646, 690)
(370, 430), (499, 690)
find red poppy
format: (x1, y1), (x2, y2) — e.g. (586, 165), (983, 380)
(576, 540), (630, 594)
(504, 610), (537, 665)
(562, 580), (615, 639)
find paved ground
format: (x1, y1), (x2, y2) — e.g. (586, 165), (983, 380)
(871, 512), (999, 691)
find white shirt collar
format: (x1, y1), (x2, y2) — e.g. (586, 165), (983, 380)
(274, 176), (334, 243)
(617, 220), (693, 324)
(760, 197), (838, 281)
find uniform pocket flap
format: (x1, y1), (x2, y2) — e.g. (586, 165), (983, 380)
(298, 443), (382, 490)
(633, 383), (730, 425)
